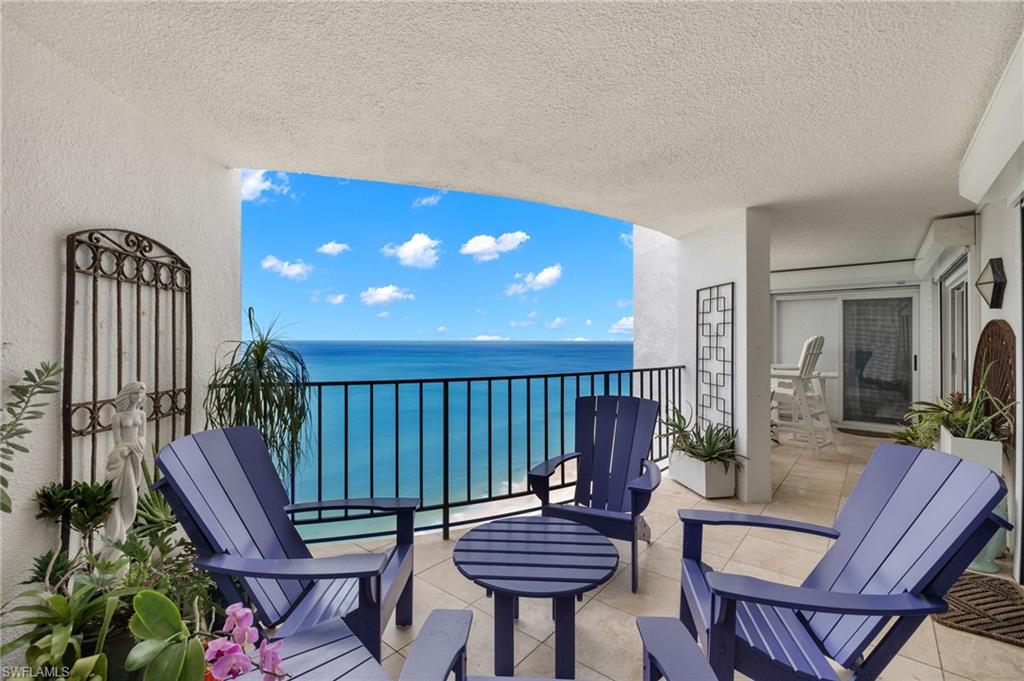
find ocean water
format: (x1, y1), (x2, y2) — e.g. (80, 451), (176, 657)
(286, 341), (633, 540)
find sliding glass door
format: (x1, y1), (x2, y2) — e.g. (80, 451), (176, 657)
(842, 297), (915, 423)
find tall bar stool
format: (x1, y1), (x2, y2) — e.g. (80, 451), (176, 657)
(771, 335), (837, 455)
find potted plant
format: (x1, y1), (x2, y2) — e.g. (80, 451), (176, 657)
(204, 308), (310, 474)
(662, 405), (740, 498)
(900, 363), (1013, 474)
(896, 362), (1014, 572)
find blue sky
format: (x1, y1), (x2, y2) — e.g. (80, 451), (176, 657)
(241, 170), (634, 341)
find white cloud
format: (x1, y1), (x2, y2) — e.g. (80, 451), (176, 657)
(325, 293), (347, 305)
(377, 311), (391, 318)
(471, 335), (508, 341)
(241, 169), (290, 202)
(360, 285), (415, 306)
(609, 316), (634, 336)
(317, 241), (351, 256)
(619, 232), (634, 249)
(509, 319), (535, 328)
(564, 337), (588, 342)
(527, 311), (538, 318)
(505, 263), (563, 296)
(437, 326), (449, 333)
(585, 319), (593, 326)
(545, 316), (567, 329)
(616, 298), (632, 308)
(261, 254), (313, 280)
(381, 233), (441, 269)
(475, 308), (487, 315)
(411, 192), (444, 209)
(459, 231), (530, 262)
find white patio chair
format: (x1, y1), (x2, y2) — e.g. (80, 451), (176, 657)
(771, 335), (837, 455)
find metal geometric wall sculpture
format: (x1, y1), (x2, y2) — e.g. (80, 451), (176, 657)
(696, 282), (734, 428)
(62, 229), (193, 497)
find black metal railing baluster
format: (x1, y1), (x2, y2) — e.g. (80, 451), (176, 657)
(442, 381), (450, 539)
(543, 376), (549, 463)
(487, 379), (493, 499)
(419, 383), (424, 503)
(317, 385), (323, 521)
(507, 378), (513, 495)
(395, 383), (400, 497)
(560, 375), (566, 486)
(466, 380), (472, 502)
(369, 384), (375, 498)
(344, 384), (350, 510)
(526, 378), (532, 470)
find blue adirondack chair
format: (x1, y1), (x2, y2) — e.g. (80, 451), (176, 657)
(154, 426), (417, 661)
(665, 443), (1010, 681)
(528, 395), (662, 593)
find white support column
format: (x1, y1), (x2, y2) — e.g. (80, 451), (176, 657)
(634, 208), (772, 503)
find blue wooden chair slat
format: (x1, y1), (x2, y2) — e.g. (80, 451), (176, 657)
(157, 438), (298, 621)
(529, 395), (662, 592)
(156, 426), (417, 661)
(223, 427), (312, 558)
(589, 396), (620, 509)
(605, 397), (641, 512)
(676, 444), (1009, 681)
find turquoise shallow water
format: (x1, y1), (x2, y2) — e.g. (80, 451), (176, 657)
(285, 341), (633, 540)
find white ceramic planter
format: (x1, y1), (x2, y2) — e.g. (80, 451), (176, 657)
(938, 426), (1003, 475)
(669, 451), (735, 498)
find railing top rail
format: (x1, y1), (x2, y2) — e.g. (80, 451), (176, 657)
(297, 364), (687, 388)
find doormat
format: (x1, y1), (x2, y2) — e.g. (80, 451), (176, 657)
(836, 427), (892, 439)
(932, 572), (1024, 648)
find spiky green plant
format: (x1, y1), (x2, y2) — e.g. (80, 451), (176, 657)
(204, 307), (310, 473)
(662, 403), (742, 473)
(1, 361), (62, 512)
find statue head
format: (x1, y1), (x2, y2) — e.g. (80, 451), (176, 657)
(114, 381), (147, 413)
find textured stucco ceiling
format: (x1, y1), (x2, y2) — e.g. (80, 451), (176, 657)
(5, 2), (1023, 269)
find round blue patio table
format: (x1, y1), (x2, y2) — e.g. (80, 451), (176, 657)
(452, 515), (619, 679)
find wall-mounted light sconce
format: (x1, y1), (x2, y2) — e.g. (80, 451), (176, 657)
(975, 257), (1006, 309)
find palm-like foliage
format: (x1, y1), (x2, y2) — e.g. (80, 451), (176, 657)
(662, 404), (742, 473)
(204, 308), (310, 473)
(1, 361), (62, 512)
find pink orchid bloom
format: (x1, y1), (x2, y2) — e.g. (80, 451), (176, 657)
(224, 603), (255, 633)
(258, 639), (285, 681)
(232, 623), (260, 649)
(205, 637), (254, 679)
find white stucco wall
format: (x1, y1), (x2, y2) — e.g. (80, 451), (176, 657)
(0, 20), (241, 624)
(634, 209), (772, 502)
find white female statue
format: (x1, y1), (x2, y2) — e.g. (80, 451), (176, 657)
(103, 381), (148, 548)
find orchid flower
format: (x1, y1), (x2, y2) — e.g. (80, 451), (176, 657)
(205, 637), (254, 679)
(258, 639), (286, 681)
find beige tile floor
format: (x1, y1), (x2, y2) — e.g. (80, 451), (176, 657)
(312, 432), (1023, 681)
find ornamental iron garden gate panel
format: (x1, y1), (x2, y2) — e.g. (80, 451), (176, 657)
(62, 229), (193, 545)
(696, 282), (734, 429)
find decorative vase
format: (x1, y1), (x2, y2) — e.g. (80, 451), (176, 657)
(669, 452), (735, 498)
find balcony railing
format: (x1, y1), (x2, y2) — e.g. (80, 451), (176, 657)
(286, 364), (686, 543)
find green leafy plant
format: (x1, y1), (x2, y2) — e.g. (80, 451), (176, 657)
(66, 481), (118, 554)
(204, 307), (310, 473)
(1, 580), (132, 676)
(662, 404), (742, 473)
(125, 591), (205, 681)
(23, 550), (73, 588)
(1, 361), (62, 512)
(895, 362), (1015, 448)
